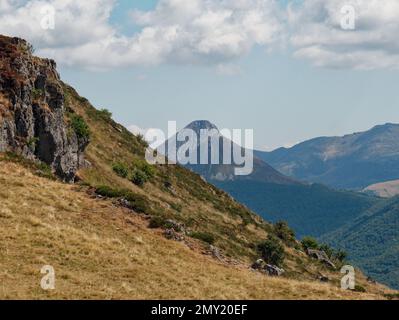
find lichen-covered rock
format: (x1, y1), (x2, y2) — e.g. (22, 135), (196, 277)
(0, 35), (88, 181)
(251, 259), (285, 276)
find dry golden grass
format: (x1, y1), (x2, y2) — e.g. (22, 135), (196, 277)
(0, 161), (394, 300)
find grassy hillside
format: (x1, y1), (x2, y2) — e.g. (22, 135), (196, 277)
(0, 159), (393, 299)
(215, 181), (378, 238)
(62, 83), (271, 260)
(0, 81), (395, 299)
(322, 197), (399, 290)
(0, 37), (395, 299)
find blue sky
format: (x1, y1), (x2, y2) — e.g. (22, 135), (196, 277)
(60, 47), (399, 150)
(3, 0), (399, 150)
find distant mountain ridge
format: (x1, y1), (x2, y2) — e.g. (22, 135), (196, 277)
(165, 120), (379, 238)
(163, 120), (299, 185)
(256, 123), (399, 190)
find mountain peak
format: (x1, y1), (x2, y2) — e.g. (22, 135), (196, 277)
(184, 120), (219, 132)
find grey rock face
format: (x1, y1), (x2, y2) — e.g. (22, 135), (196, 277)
(0, 35), (88, 181)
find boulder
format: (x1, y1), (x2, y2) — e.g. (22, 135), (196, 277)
(165, 219), (186, 234)
(307, 249), (336, 269)
(251, 259), (285, 276)
(209, 245), (223, 261)
(163, 229), (184, 242)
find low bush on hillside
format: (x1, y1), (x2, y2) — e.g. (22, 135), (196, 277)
(123, 192), (151, 214)
(97, 108), (112, 120)
(95, 185), (152, 214)
(136, 133), (149, 148)
(148, 216), (178, 229)
(108, 158), (157, 187)
(190, 232), (215, 245)
(132, 159), (155, 178)
(112, 163), (129, 178)
(384, 293), (399, 300)
(301, 236), (347, 264)
(257, 235), (285, 267)
(273, 221), (296, 245)
(130, 169), (148, 187)
(95, 185), (126, 198)
(130, 159), (156, 187)
(333, 249), (348, 263)
(70, 114), (90, 140)
(149, 216), (167, 229)
(353, 285), (366, 293)
(301, 236), (320, 251)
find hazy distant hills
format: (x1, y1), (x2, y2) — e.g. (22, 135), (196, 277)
(321, 197), (399, 289)
(256, 123), (399, 190)
(215, 181), (378, 238)
(166, 120), (379, 238)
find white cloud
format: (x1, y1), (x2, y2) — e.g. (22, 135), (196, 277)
(0, 0), (283, 69)
(2, 0), (399, 71)
(288, 0), (399, 69)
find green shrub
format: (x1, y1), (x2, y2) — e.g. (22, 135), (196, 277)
(149, 216), (169, 229)
(95, 186), (151, 214)
(136, 133), (149, 148)
(112, 163), (129, 178)
(190, 232), (215, 245)
(123, 192), (151, 214)
(319, 244), (335, 258)
(97, 108), (112, 121)
(257, 235), (285, 267)
(353, 285), (366, 293)
(142, 164), (155, 179)
(301, 236), (319, 251)
(95, 185), (126, 198)
(273, 221), (296, 245)
(334, 249), (348, 263)
(70, 114), (90, 140)
(129, 159), (156, 186)
(131, 169), (148, 187)
(384, 293), (399, 300)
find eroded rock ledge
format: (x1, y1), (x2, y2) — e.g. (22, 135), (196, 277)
(0, 35), (88, 181)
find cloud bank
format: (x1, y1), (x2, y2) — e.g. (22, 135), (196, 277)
(289, 0), (399, 69)
(1, 0), (399, 70)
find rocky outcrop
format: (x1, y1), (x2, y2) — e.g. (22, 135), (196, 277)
(307, 249), (336, 269)
(0, 35), (88, 181)
(251, 259), (285, 276)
